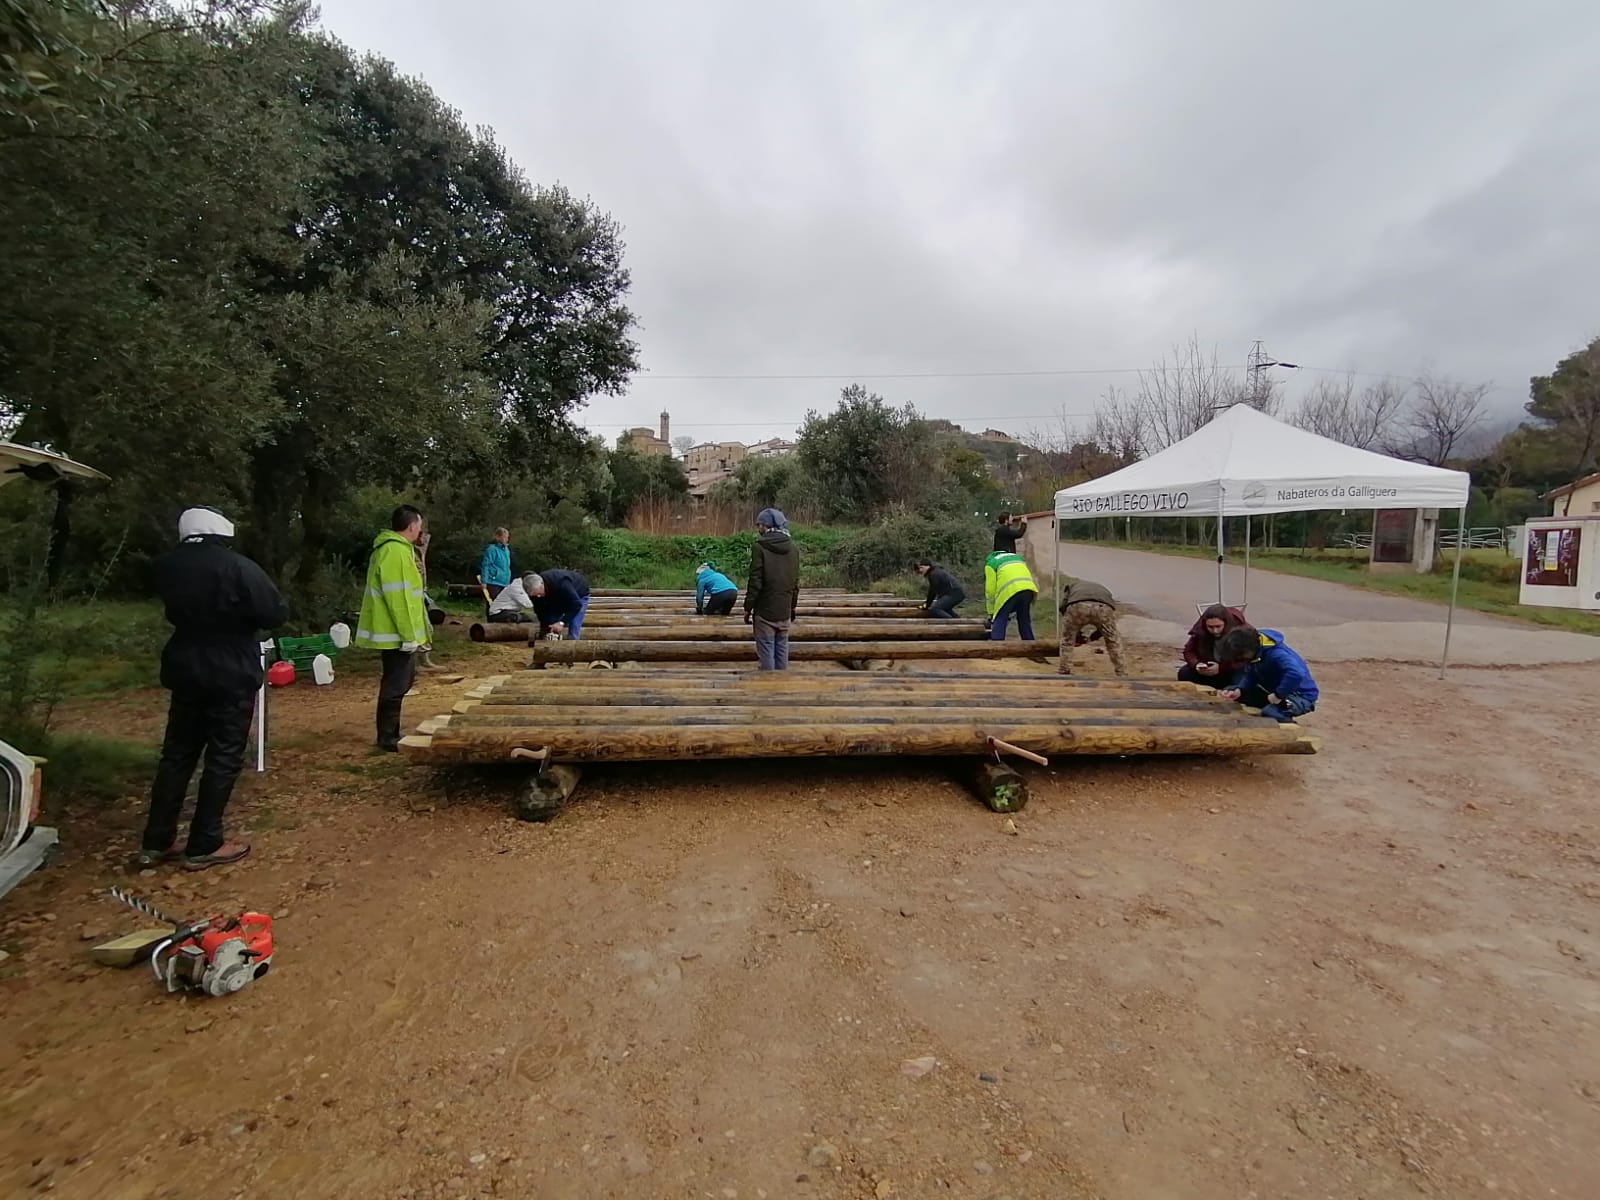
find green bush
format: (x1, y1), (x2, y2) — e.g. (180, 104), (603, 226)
(832, 512), (990, 590)
(587, 528), (849, 589)
(17, 728), (156, 808)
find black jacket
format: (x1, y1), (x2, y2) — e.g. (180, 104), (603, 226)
(533, 568), (590, 632)
(154, 537), (288, 696)
(992, 520), (1026, 553)
(745, 530), (800, 623)
(923, 565), (964, 606)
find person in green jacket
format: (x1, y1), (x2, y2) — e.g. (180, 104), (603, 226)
(356, 505), (431, 751)
(984, 551), (1038, 641)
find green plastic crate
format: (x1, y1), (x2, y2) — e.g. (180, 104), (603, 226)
(275, 634), (338, 672)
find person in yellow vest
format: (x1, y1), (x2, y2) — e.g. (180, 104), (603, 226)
(984, 550), (1038, 641)
(356, 505), (431, 752)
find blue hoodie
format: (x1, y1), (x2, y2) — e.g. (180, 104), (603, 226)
(695, 567), (738, 610)
(1228, 628), (1318, 703)
(479, 541), (512, 588)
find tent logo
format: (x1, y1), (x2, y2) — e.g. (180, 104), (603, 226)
(1242, 483), (1267, 507)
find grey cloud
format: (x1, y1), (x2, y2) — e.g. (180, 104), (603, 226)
(317, 0), (1600, 438)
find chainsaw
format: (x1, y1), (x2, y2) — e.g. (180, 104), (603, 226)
(106, 887), (274, 996)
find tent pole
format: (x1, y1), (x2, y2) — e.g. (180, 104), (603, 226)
(1053, 515), (1062, 614)
(1215, 489), (1226, 604)
(1439, 504), (1466, 678)
(1244, 514), (1251, 607)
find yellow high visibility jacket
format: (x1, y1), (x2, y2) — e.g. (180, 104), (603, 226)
(984, 551), (1037, 617)
(355, 530), (430, 651)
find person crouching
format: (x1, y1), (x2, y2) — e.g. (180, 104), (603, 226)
(1179, 603), (1246, 688)
(1216, 625), (1319, 723)
(695, 562), (739, 616)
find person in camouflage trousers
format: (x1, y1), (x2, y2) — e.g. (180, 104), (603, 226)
(1057, 577), (1127, 676)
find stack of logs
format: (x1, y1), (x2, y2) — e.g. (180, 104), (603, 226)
(465, 589), (1054, 665)
(401, 670), (1317, 814)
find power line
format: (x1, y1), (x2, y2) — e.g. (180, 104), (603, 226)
(624, 361), (1520, 393)
(579, 411), (1101, 429)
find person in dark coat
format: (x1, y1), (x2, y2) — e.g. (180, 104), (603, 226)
(744, 508), (800, 670)
(914, 559), (966, 618)
(138, 507), (288, 870)
(1179, 603), (1246, 688)
(528, 568), (592, 640)
(992, 512), (1027, 554)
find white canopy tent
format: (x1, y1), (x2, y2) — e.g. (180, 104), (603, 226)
(1052, 405), (1474, 670)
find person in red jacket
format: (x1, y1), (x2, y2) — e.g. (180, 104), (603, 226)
(1179, 604), (1246, 688)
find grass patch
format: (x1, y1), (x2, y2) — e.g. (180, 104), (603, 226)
(23, 729), (155, 808)
(1080, 541), (1600, 636)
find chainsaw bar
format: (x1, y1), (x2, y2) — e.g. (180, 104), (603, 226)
(106, 886), (186, 930)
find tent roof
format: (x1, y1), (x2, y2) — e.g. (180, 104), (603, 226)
(0, 441), (108, 489)
(1055, 404), (1470, 520)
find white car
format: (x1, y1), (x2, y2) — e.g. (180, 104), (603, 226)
(0, 441), (108, 899)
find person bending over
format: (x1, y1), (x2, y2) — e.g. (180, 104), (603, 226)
(1216, 625), (1319, 724)
(915, 559), (966, 618)
(529, 567), (592, 641)
(487, 572), (540, 623)
(984, 550), (1038, 641)
(1057, 577), (1126, 675)
(695, 562), (739, 616)
(1179, 603), (1246, 688)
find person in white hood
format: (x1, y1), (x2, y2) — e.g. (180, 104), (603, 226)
(138, 506), (287, 870)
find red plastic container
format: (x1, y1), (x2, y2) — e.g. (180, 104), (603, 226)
(266, 660), (296, 688)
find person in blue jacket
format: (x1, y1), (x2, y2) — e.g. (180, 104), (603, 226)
(694, 562), (739, 616)
(478, 527), (512, 600)
(1216, 625), (1319, 723)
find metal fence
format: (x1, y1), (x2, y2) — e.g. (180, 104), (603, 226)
(1336, 527), (1506, 552)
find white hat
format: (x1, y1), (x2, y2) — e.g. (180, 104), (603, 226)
(178, 506), (235, 541)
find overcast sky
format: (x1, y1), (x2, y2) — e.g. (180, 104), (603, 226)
(316, 0), (1600, 445)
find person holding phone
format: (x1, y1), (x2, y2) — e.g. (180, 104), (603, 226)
(1179, 603), (1246, 688)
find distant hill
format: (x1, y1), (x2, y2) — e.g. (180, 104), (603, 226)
(925, 419), (1033, 475)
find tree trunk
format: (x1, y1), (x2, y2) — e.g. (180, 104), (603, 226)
(551, 621), (990, 641)
(46, 480), (73, 588)
(969, 762), (1029, 813)
(402, 721), (1317, 762)
(435, 706), (1243, 727)
(525, 639), (1055, 664)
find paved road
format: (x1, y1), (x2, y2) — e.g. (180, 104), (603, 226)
(1056, 543), (1600, 666)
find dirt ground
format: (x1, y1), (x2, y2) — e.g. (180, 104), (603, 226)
(1, 632), (1597, 1200)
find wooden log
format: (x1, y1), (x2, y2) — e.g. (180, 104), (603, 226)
(470, 622), (531, 643)
(435, 707), (1251, 727)
(516, 763), (583, 822)
(525, 640), (1055, 665)
(565, 621), (990, 642)
(403, 722), (1319, 762)
(461, 694), (1230, 715)
(582, 608), (930, 624)
(471, 678), (1221, 699)
(969, 762), (1029, 813)
(589, 588), (850, 597)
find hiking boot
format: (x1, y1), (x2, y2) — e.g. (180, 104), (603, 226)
(183, 842), (251, 872)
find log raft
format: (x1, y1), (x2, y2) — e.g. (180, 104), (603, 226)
(401, 672), (1318, 767)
